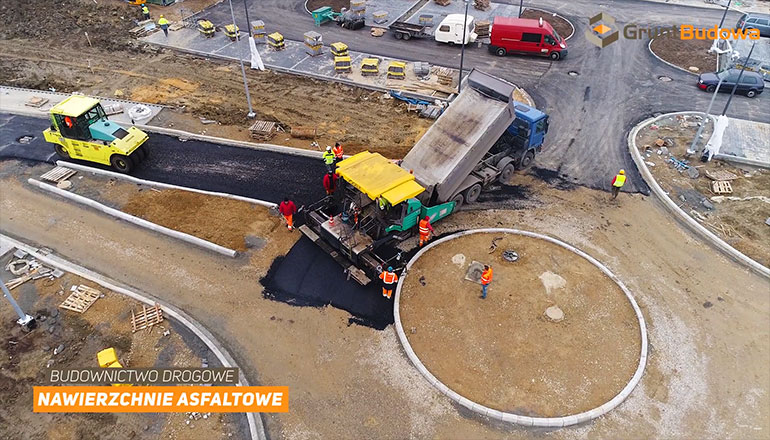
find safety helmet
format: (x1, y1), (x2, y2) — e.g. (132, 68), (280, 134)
(619, 169), (625, 175)
(326, 146), (332, 151)
(388, 266), (393, 272)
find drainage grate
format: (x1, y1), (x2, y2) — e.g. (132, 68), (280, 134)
(17, 135), (34, 144)
(658, 76), (672, 82)
(502, 250), (519, 262)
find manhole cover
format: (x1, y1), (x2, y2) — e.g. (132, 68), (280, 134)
(545, 305), (565, 322)
(17, 135), (34, 144)
(568, 71), (579, 76)
(658, 76), (672, 82)
(502, 250), (519, 262)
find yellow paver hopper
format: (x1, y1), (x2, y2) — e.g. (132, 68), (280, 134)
(336, 151), (425, 205)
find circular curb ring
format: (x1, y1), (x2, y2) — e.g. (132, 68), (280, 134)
(393, 228), (648, 427)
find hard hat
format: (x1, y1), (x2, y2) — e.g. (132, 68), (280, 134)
(326, 146), (332, 151)
(388, 266), (393, 272)
(424, 215), (430, 220)
(160, 14), (164, 17)
(619, 169), (625, 175)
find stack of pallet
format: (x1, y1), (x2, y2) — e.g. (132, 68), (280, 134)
(475, 20), (490, 38)
(252, 20), (266, 44)
(373, 10), (388, 24)
(249, 120), (276, 140)
(304, 31), (323, 56)
(435, 67), (454, 86)
(349, 0), (366, 19)
(434, 0), (451, 6)
(473, 0), (490, 10)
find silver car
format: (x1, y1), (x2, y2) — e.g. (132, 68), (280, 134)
(737, 13), (770, 38)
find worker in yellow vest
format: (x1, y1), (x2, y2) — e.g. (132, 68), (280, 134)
(480, 265), (493, 299)
(611, 169), (626, 200)
(333, 142), (344, 162)
(379, 266), (398, 299)
(141, 4), (150, 20)
(323, 146), (336, 173)
(158, 15), (170, 37)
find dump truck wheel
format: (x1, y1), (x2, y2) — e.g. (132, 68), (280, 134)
(110, 155), (132, 174)
(403, 33), (411, 40)
(450, 193), (464, 209)
(464, 184), (482, 204)
(54, 144), (69, 159)
(518, 151), (535, 171)
(498, 162), (515, 183)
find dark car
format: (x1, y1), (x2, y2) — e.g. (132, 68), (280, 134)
(737, 13), (770, 38)
(697, 69), (765, 98)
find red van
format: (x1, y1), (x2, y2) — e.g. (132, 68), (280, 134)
(489, 16), (567, 60)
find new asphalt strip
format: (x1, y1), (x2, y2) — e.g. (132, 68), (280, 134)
(1, 113), (393, 329)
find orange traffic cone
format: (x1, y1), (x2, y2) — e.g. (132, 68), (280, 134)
(329, 215), (335, 227)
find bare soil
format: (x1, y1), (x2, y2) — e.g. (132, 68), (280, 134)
(635, 114), (770, 267)
(59, 172), (280, 252)
(307, 0), (350, 13)
(650, 31), (717, 73)
(399, 232), (640, 417)
(521, 9), (574, 41)
(0, 268), (243, 440)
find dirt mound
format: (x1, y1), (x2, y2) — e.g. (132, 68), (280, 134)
(650, 31), (716, 73)
(0, 0), (138, 51)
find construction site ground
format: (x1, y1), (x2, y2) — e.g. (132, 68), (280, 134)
(519, 9), (574, 41)
(55, 170), (280, 252)
(400, 232), (641, 417)
(0, 265), (245, 440)
(0, 9), (433, 158)
(1, 157), (768, 438)
(650, 31), (718, 73)
(634, 114), (770, 267)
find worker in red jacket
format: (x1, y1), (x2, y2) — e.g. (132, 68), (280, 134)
(279, 197), (297, 231)
(323, 171), (338, 195)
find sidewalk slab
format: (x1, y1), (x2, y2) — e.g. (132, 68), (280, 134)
(141, 27), (455, 100)
(404, 1), (520, 27)
(719, 117), (770, 166)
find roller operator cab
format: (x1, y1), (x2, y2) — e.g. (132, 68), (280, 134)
(489, 16), (567, 60)
(435, 14), (478, 45)
(43, 95), (149, 173)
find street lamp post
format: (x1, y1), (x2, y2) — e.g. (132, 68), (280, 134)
(518, 0), (524, 18)
(458, 0), (470, 93)
(2, 281), (35, 329)
(227, 0), (256, 118)
(687, 74), (724, 156)
(717, 0), (733, 28)
(721, 41), (756, 116)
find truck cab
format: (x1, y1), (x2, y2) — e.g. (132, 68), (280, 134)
(43, 95), (149, 173)
(435, 14), (478, 45)
(503, 103), (549, 168)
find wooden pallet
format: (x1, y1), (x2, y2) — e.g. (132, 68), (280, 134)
(131, 303), (164, 332)
(711, 180), (733, 194)
(40, 166), (77, 183)
(59, 285), (101, 313)
(704, 169), (739, 181)
(249, 120), (276, 141)
(25, 96), (50, 108)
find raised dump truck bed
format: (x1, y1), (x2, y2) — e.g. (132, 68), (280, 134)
(400, 69), (517, 203)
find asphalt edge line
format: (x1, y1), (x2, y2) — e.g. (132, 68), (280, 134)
(627, 112), (770, 278)
(647, 39), (700, 76)
(27, 178), (239, 258)
(525, 7), (576, 40)
(55, 160), (278, 209)
(0, 233), (264, 440)
(393, 228), (648, 427)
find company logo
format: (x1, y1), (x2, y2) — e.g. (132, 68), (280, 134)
(586, 12), (761, 48)
(585, 13), (619, 48)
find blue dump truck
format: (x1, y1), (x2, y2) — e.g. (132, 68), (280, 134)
(301, 69), (549, 284)
(399, 68), (549, 207)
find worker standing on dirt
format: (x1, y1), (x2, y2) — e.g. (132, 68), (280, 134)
(323, 146), (336, 173)
(158, 15), (170, 37)
(141, 3), (150, 20)
(379, 266), (399, 299)
(480, 265), (493, 299)
(333, 142), (344, 162)
(323, 171), (338, 195)
(610, 169), (626, 200)
(279, 197), (297, 231)
(418, 216), (434, 247)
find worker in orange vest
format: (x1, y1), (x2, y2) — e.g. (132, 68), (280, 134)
(480, 265), (493, 299)
(418, 215), (434, 247)
(610, 169), (626, 200)
(333, 142), (344, 162)
(379, 266), (398, 299)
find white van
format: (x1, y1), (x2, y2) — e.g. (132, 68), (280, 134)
(434, 14), (478, 45)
